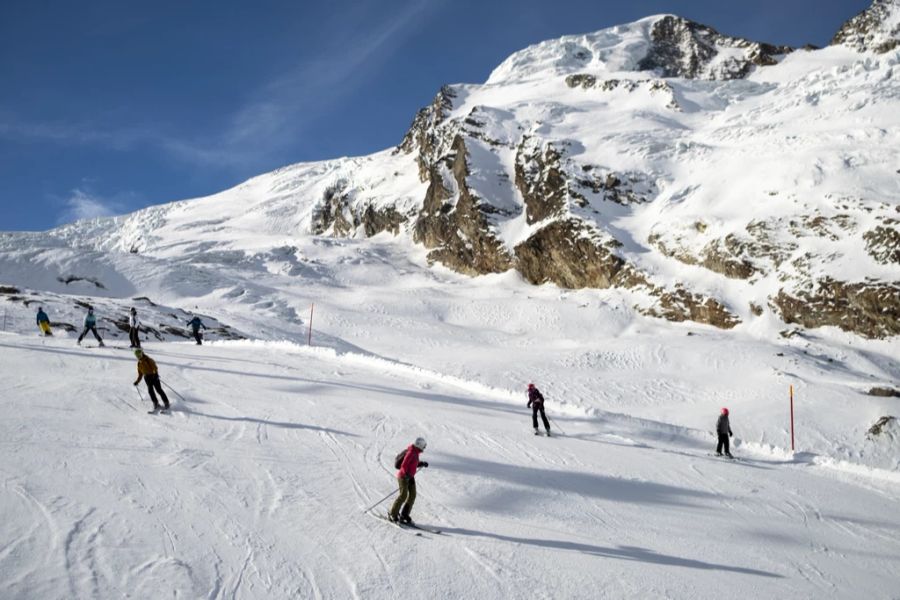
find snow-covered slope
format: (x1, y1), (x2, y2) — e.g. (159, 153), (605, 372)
(2, 335), (899, 599)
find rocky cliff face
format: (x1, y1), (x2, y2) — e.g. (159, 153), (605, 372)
(832, 0), (900, 53)
(637, 15), (793, 80)
(413, 135), (514, 275)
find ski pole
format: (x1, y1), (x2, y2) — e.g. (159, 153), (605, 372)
(548, 415), (567, 435)
(134, 385), (146, 405)
(161, 380), (187, 403)
(362, 488), (399, 513)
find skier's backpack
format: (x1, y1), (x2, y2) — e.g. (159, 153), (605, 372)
(394, 449), (408, 469)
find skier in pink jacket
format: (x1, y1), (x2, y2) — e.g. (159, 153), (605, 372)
(389, 437), (429, 525)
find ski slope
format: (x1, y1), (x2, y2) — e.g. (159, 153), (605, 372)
(2, 334), (899, 599)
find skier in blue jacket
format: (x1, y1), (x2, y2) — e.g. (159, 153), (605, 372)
(77, 307), (104, 347)
(36, 307), (52, 336)
(186, 316), (207, 345)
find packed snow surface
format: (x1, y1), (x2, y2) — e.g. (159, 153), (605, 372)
(1, 334), (899, 599)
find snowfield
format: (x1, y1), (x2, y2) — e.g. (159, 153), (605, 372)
(1, 335), (899, 599)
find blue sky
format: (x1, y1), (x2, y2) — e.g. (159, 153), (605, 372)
(0, 0), (871, 231)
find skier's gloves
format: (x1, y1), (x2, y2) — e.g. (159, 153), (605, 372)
(133, 381), (139, 386)
(419, 462), (429, 468)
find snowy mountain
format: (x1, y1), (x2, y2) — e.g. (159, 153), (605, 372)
(1, 5), (900, 598)
(3, 4), (897, 340)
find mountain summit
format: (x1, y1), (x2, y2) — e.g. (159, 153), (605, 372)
(487, 14), (793, 85)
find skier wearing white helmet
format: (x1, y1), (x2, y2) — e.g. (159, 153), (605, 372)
(389, 437), (429, 525)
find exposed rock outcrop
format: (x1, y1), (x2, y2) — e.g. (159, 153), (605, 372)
(311, 180), (408, 237)
(311, 179), (353, 236)
(867, 415), (897, 438)
(396, 86), (458, 181)
(868, 387), (900, 397)
(863, 221), (900, 265)
(772, 279), (900, 339)
(649, 219), (797, 281)
(514, 219), (639, 289)
(831, 0), (900, 54)
(564, 75), (680, 109)
(638, 16), (793, 80)
(515, 138), (568, 224)
(640, 285), (740, 329)
(414, 136), (514, 275)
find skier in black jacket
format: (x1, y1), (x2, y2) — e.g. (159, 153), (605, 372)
(716, 407), (734, 458)
(527, 383), (551, 436)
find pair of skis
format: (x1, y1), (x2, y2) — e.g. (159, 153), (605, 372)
(373, 514), (443, 536)
(708, 453), (742, 461)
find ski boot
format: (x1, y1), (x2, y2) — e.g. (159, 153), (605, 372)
(387, 513), (399, 523)
(399, 515), (414, 525)
(534, 428), (540, 436)
(545, 429), (551, 437)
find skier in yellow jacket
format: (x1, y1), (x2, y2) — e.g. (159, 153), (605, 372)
(133, 349), (170, 412)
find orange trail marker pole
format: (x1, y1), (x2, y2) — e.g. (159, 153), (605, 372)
(790, 384), (795, 452)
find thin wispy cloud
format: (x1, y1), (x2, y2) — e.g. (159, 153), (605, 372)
(57, 188), (129, 224)
(0, 0), (438, 172)
(222, 1), (433, 153)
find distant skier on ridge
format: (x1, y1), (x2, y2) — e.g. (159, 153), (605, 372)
(76, 307), (104, 347)
(35, 307), (52, 336)
(715, 407), (734, 458)
(186, 315), (207, 345)
(128, 307), (141, 348)
(388, 437), (429, 525)
(133, 349), (170, 413)
(527, 383), (551, 436)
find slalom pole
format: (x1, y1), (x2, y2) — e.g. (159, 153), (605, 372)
(161, 380), (187, 403)
(362, 488), (399, 513)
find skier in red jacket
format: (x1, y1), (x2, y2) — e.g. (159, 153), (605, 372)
(389, 437), (429, 525)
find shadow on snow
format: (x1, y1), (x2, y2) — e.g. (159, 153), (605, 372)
(441, 526), (783, 578)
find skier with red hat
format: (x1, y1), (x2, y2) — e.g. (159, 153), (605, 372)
(716, 407), (734, 458)
(527, 383), (551, 436)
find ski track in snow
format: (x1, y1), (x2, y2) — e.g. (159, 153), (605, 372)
(2, 336), (899, 598)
